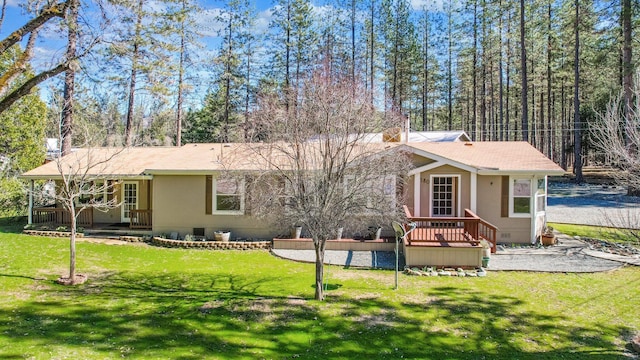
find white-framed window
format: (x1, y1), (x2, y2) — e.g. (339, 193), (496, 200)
(535, 177), (547, 214)
(510, 177), (532, 217)
(213, 177), (245, 214)
(76, 180), (107, 206)
(344, 175), (396, 211)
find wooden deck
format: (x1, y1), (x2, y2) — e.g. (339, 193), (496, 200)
(407, 228), (478, 247)
(401, 206), (498, 267)
(403, 206), (497, 253)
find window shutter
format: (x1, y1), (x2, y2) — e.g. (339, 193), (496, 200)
(205, 175), (212, 215)
(501, 176), (509, 217)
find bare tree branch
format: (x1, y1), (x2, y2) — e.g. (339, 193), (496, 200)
(0, 62), (70, 113)
(0, 0), (7, 33)
(0, 1), (68, 54)
(0, 29), (38, 97)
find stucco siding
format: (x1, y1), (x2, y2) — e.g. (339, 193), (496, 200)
(419, 165), (471, 217)
(476, 175), (531, 243)
(152, 175), (275, 239)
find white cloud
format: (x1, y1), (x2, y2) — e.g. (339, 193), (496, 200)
(253, 8), (273, 34)
(193, 7), (225, 38)
(410, 0), (445, 12)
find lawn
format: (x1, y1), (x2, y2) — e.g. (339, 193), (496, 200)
(1, 222), (639, 359)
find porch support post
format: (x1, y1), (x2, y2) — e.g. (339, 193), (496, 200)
(28, 179), (34, 224)
(470, 172), (477, 213)
(413, 174), (421, 217)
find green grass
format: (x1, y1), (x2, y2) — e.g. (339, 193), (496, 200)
(1, 223), (639, 359)
(549, 222), (639, 246)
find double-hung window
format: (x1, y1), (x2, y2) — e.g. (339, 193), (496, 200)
(213, 177), (245, 214)
(76, 180), (107, 206)
(510, 178), (532, 217)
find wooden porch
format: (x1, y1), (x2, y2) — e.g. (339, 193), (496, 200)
(403, 206), (497, 253)
(31, 207), (153, 230)
(402, 205), (497, 267)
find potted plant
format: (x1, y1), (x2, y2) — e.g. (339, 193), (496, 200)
(215, 230), (231, 242)
(541, 226), (556, 246)
(479, 239), (492, 258)
(367, 226), (382, 240)
(291, 225), (302, 239)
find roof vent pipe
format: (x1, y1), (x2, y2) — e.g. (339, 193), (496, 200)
(404, 114), (410, 144)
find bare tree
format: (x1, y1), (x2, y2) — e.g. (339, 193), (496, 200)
(47, 130), (126, 285)
(242, 71), (411, 300)
(592, 71), (640, 192)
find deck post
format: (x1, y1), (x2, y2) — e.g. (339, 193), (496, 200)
(413, 174), (421, 217)
(470, 172), (477, 213)
(28, 180), (34, 225)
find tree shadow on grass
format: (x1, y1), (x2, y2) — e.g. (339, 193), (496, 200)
(0, 216), (26, 234)
(0, 272), (634, 359)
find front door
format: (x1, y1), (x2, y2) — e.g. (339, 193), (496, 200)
(121, 182), (138, 223)
(431, 176), (458, 217)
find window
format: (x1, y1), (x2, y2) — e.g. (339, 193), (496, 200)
(344, 175), (396, 212)
(213, 177), (245, 214)
(76, 180), (107, 206)
(511, 178), (531, 217)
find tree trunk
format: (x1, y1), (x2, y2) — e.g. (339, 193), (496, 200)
(351, 0), (356, 83)
(369, 0), (374, 106)
(175, 0), (186, 147)
(0, 0), (6, 32)
(505, 6), (511, 140)
(622, 0), (632, 132)
(125, 0), (144, 147)
(314, 238), (326, 300)
(69, 206), (77, 283)
(498, 0), (504, 141)
(423, 10), (428, 131)
(573, 0), (583, 183)
(520, 0), (528, 142)
(223, 13), (232, 143)
(472, 0), (478, 140)
(61, 0), (78, 156)
(546, 0), (553, 158)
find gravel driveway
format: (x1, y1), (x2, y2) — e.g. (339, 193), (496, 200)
(547, 182), (640, 229)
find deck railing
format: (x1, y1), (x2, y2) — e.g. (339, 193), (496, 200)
(130, 209), (152, 229)
(32, 207), (94, 228)
(403, 206), (497, 253)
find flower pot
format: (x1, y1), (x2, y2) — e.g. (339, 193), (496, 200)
(214, 231), (230, 242)
(482, 256), (490, 268)
(291, 226), (302, 239)
(541, 234), (556, 246)
(368, 226), (382, 240)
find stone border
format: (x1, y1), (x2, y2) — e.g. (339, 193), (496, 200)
(151, 237), (271, 250)
(119, 236), (145, 243)
(23, 230), (84, 238)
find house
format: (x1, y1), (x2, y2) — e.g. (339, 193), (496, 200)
(21, 138), (564, 267)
